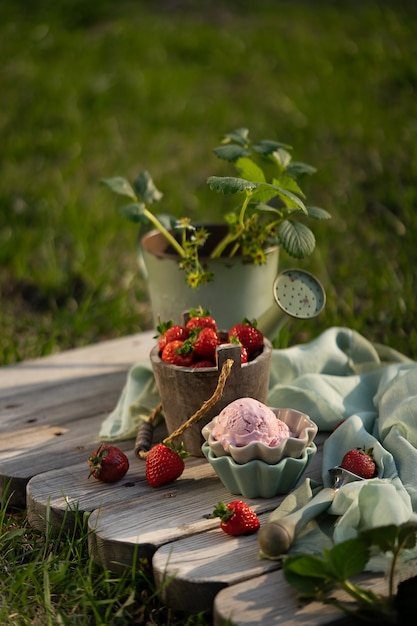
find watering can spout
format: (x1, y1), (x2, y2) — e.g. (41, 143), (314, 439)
(257, 269), (326, 340)
(257, 305), (289, 339)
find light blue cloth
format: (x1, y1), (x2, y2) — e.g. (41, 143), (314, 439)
(99, 326), (417, 562)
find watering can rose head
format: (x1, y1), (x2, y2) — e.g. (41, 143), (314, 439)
(101, 127), (332, 289)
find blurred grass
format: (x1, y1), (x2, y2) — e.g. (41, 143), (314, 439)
(1, 0), (417, 363)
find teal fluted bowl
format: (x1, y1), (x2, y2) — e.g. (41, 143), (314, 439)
(202, 441), (317, 499)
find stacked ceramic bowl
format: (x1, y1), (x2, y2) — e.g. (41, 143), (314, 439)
(201, 397), (318, 498)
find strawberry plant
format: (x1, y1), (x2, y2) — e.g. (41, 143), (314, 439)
(101, 128), (331, 288)
(283, 522), (417, 624)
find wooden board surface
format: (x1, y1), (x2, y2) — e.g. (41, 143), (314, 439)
(213, 569), (388, 626)
(1, 331), (395, 624)
(0, 331), (155, 506)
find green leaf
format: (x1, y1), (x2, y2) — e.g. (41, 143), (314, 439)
(119, 202), (148, 224)
(101, 176), (136, 200)
(253, 139), (292, 155)
(207, 176), (258, 194)
(271, 148), (293, 169)
(278, 220), (316, 257)
(283, 567), (334, 599)
(133, 170), (163, 204)
(398, 521), (417, 549)
(306, 206), (332, 220)
(235, 156), (266, 183)
(222, 127), (250, 146)
(358, 525), (399, 553)
(284, 554), (334, 580)
(273, 173), (305, 198)
(213, 144), (251, 162)
(287, 161), (317, 178)
(263, 183), (307, 213)
(326, 539), (370, 581)
(359, 522), (417, 553)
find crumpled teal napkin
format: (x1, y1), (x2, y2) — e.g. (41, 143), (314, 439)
(99, 361), (158, 441)
(99, 326), (417, 566)
(261, 328), (417, 567)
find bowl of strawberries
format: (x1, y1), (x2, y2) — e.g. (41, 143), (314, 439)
(150, 307), (272, 456)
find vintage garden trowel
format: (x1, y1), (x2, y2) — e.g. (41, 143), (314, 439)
(258, 466), (366, 559)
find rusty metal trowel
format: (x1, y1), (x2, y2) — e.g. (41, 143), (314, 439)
(258, 466), (366, 559)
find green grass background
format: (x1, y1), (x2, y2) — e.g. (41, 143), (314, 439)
(2, 0), (417, 364)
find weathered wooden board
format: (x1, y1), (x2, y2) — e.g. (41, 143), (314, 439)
(151, 435), (324, 615)
(0, 331), (155, 506)
(213, 568), (397, 626)
(3, 331), (391, 625)
(88, 433), (324, 574)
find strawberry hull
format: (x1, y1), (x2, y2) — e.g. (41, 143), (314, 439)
(150, 339), (272, 456)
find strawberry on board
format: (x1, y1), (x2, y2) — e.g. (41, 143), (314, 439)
(228, 319), (264, 357)
(185, 307), (217, 332)
(212, 500), (260, 536)
(192, 326), (220, 361)
(88, 444), (129, 483)
(161, 339), (194, 367)
(340, 447), (377, 479)
(156, 320), (189, 352)
(146, 442), (189, 487)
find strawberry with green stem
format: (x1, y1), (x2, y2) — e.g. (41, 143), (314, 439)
(340, 447), (377, 479)
(88, 444), (129, 483)
(161, 339), (194, 366)
(212, 500), (260, 536)
(145, 442), (189, 487)
(228, 319), (264, 357)
(156, 319), (189, 352)
(185, 307), (217, 332)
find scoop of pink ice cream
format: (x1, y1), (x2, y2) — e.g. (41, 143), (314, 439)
(211, 397), (291, 451)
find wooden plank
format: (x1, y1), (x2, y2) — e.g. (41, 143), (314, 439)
(87, 459), (239, 570)
(88, 433), (324, 573)
(213, 567), (407, 626)
(153, 513), (281, 615)
(0, 331), (154, 395)
(26, 422), (168, 532)
(0, 331), (155, 506)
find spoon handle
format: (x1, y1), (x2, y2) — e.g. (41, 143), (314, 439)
(258, 487), (336, 558)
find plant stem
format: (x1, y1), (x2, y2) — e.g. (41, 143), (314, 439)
(142, 207), (186, 258)
(210, 192), (251, 259)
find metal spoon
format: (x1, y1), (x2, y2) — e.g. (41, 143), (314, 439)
(258, 466), (365, 559)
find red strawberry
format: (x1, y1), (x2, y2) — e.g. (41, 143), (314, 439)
(156, 321), (189, 351)
(145, 443), (189, 487)
(192, 327), (220, 361)
(189, 360), (216, 368)
(212, 500), (260, 536)
(186, 307), (217, 332)
(340, 447), (376, 479)
(240, 345), (248, 364)
(88, 444), (129, 483)
(229, 335), (248, 364)
(161, 339), (194, 367)
(228, 319), (264, 357)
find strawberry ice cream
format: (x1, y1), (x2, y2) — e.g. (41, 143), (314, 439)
(210, 397), (292, 451)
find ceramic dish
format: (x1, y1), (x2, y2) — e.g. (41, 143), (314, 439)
(202, 441), (317, 498)
(201, 407), (317, 465)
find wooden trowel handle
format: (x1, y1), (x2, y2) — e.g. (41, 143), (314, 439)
(258, 487), (335, 558)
